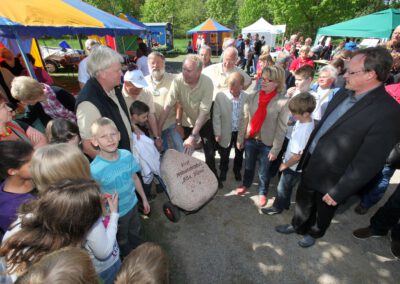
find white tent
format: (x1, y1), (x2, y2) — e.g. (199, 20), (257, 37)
(242, 18), (286, 47)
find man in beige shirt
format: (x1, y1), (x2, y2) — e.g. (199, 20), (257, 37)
(202, 46), (251, 100)
(76, 46), (132, 158)
(142, 52), (182, 152)
(122, 68), (162, 151)
(158, 54), (221, 187)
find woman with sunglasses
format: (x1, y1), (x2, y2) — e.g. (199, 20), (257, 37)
(236, 65), (290, 207)
(0, 95), (46, 148)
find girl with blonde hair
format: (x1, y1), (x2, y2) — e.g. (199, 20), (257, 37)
(30, 143), (91, 192)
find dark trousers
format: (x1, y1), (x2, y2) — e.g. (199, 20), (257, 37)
(183, 119), (218, 179)
(117, 204), (143, 257)
(217, 131), (243, 175)
(291, 181), (338, 238)
(370, 183), (400, 241)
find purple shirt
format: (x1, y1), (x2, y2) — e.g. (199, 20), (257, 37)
(0, 181), (35, 233)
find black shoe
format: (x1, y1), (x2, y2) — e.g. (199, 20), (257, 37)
(352, 227), (386, 239)
(219, 171), (227, 181)
(391, 240), (400, 259)
(298, 234), (316, 248)
(275, 224), (296, 234)
(218, 180), (223, 189)
(354, 204), (369, 215)
(261, 206), (283, 215)
(234, 171), (242, 181)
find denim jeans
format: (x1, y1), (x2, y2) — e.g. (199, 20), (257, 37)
(162, 123), (184, 152)
(99, 258), (122, 284)
(360, 165), (396, 209)
(242, 139), (272, 196)
(273, 168), (301, 210)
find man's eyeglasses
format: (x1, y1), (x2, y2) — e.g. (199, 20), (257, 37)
(346, 69), (365, 76)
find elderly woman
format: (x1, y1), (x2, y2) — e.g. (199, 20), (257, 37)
(75, 45), (132, 158)
(0, 95), (46, 148)
(11, 76), (76, 130)
(236, 66), (290, 207)
(289, 45), (314, 73)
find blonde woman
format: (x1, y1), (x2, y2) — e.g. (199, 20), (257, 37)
(11, 76), (76, 128)
(236, 66), (290, 207)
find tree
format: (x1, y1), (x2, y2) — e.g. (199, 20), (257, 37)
(84, 0), (144, 18)
(205, 0), (237, 29)
(238, 0), (272, 30)
(268, 0), (388, 38)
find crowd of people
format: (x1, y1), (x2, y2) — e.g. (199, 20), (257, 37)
(0, 24), (400, 282)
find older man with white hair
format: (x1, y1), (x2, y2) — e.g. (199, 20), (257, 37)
(202, 46), (251, 100)
(78, 39), (99, 89)
(76, 45), (132, 158)
(310, 65), (341, 122)
(158, 54), (222, 187)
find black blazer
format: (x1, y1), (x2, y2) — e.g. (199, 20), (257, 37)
(298, 85), (400, 203)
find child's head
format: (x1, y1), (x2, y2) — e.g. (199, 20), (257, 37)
(294, 65), (314, 93)
(31, 143), (91, 193)
(46, 119), (80, 145)
(226, 72), (244, 97)
(15, 247), (99, 284)
(129, 101), (150, 125)
(115, 242), (169, 284)
(1, 179), (102, 274)
(90, 117), (120, 153)
(288, 92), (316, 120)
(0, 141), (34, 181)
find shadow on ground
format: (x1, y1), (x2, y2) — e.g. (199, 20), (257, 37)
(142, 154), (400, 284)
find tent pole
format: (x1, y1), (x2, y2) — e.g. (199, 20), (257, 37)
(15, 32), (37, 80)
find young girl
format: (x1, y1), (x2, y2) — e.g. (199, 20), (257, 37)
(29, 143), (121, 283)
(0, 141), (36, 240)
(45, 118), (80, 145)
(0, 178), (103, 281)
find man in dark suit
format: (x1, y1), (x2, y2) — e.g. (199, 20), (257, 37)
(275, 46), (400, 247)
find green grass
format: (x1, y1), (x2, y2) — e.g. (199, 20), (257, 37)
(38, 37), (83, 49)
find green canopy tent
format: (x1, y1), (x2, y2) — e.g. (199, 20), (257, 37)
(316, 8), (400, 39)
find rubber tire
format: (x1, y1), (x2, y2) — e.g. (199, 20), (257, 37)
(163, 201), (180, 223)
(45, 60), (58, 73)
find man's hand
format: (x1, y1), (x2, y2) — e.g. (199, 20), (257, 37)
(154, 138), (163, 152)
(279, 163), (288, 172)
(322, 193), (337, 206)
(215, 135), (221, 142)
(237, 142), (244, 150)
(268, 152), (277, 161)
(183, 135), (196, 155)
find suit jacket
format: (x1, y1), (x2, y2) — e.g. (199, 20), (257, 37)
(298, 85), (400, 203)
(213, 90), (247, 148)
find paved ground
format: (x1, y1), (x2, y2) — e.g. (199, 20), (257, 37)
(142, 148), (399, 284)
(141, 57), (399, 283)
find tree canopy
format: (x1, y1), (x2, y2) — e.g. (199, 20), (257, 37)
(84, 0), (400, 38)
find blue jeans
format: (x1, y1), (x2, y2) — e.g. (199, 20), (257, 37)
(161, 123), (184, 152)
(273, 168), (300, 210)
(360, 165), (396, 209)
(99, 258), (121, 284)
(252, 54), (259, 74)
(242, 139), (272, 196)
